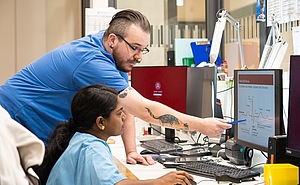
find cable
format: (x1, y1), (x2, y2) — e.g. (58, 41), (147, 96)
(189, 132), (197, 144)
(202, 136), (209, 145)
(260, 151), (268, 159)
(216, 80), (234, 123)
(174, 136), (183, 143)
(249, 162), (266, 170)
(149, 124), (164, 136)
(216, 148), (226, 158)
(223, 115), (234, 120)
(196, 132), (202, 144)
(188, 132), (206, 147)
(252, 182), (265, 185)
(148, 124), (192, 144)
(216, 86), (234, 93)
(197, 179), (216, 184)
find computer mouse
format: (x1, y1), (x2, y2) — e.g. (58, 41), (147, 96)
(188, 178), (197, 185)
(175, 178), (197, 185)
(139, 149), (157, 155)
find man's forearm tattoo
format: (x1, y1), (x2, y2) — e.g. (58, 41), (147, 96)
(145, 107), (189, 130)
(119, 87), (133, 98)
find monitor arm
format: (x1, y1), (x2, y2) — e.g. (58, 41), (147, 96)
(269, 15), (282, 44)
(263, 15), (282, 48)
(210, 10), (246, 69)
(258, 14), (287, 69)
(219, 10), (246, 69)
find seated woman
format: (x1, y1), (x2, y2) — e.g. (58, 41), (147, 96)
(36, 84), (194, 185)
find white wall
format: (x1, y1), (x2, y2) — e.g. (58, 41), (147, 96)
(177, 0), (205, 22)
(224, 0), (255, 11)
(0, 0), (17, 84)
(0, 0), (81, 84)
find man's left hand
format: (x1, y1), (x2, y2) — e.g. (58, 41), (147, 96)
(126, 151), (156, 166)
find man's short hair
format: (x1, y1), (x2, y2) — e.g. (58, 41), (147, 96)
(104, 9), (150, 38)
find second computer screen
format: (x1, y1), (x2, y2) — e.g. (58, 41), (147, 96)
(233, 69), (284, 152)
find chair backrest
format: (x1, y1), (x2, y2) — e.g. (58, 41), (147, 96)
(0, 106), (45, 185)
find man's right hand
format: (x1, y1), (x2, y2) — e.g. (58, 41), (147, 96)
(201, 117), (232, 138)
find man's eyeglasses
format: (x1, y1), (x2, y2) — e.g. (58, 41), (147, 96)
(115, 34), (149, 55)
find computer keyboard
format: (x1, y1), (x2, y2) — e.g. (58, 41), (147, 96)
(140, 139), (183, 153)
(168, 147), (212, 156)
(176, 161), (260, 183)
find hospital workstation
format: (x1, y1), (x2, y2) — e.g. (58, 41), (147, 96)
(1, 0), (300, 184)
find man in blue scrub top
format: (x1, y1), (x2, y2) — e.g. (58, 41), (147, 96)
(0, 9), (231, 165)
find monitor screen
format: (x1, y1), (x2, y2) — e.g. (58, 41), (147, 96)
(234, 69), (284, 152)
(286, 55), (300, 158)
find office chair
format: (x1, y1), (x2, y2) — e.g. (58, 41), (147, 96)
(0, 106), (45, 185)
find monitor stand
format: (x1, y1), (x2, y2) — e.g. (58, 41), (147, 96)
(165, 128), (175, 142)
(165, 128), (188, 143)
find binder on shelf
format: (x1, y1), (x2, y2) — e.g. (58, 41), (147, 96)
(190, 41), (222, 66)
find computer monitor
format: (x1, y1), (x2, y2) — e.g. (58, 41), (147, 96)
(131, 66), (216, 142)
(286, 55), (300, 158)
(234, 69), (284, 152)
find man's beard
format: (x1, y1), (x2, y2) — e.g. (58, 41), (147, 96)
(114, 57), (137, 73)
(117, 64), (130, 72)
(115, 59), (133, 73)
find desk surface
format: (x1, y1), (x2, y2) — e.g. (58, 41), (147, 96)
(111, 136), (265, 185)
(113, 156), (138, 180)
